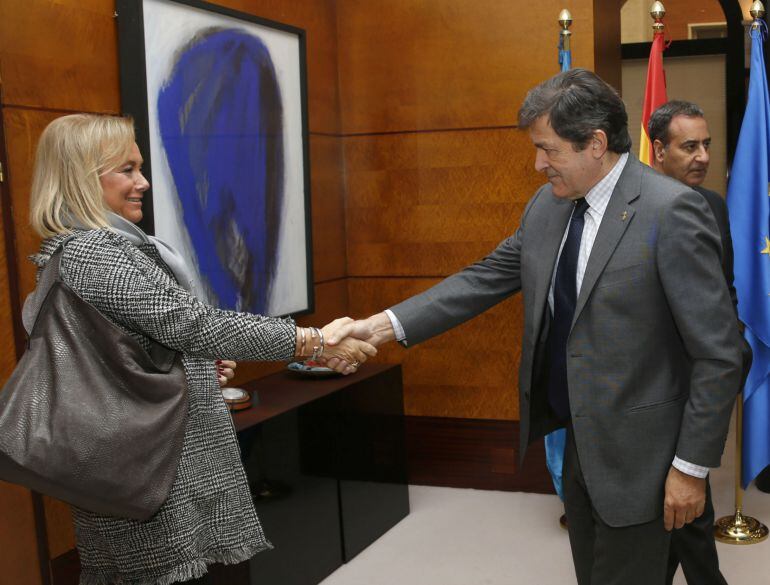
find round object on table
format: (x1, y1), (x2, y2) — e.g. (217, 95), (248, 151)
(222, 387), (252, 411)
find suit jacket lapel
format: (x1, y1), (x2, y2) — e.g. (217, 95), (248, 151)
(572, 156), (644, 326)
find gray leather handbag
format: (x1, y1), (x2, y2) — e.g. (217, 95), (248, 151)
(0, 240), (188, 520)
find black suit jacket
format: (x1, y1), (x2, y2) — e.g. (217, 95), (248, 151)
(695, 186), (737, 307)
(694, 185), (752, 380)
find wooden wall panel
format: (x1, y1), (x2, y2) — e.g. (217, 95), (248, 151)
(308, 135), (347, 282)
(0, 139), (18, 385)
(594, 0), (622, 92)
(348, 277), (521, 420)
(336, 0), (597, 134)
(0, 0), (120, 113)
(0, 482), (42, 585)
(344, 128), (542, 277)
(0, 148), (41, 584)
(3, 109), (59, 301)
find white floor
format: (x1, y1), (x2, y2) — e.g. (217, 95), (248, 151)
(321, 413), (770, 585)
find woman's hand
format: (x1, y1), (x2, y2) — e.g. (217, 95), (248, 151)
(217, 360), (237, 387)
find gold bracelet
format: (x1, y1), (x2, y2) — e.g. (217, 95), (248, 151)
(299, 327), (307, 357)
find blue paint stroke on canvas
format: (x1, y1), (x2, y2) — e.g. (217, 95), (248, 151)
(158, 28), (284, 313)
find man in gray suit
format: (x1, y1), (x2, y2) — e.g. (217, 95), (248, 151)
(648, 100), (743, 585)
(330, 69), (742, 584)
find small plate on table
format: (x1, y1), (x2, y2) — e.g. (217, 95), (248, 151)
(286, 360), (341, 378)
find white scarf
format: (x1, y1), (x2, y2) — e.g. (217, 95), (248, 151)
(24, 213), (197, 334)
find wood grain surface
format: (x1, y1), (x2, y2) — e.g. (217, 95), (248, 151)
(336, 0), (597, 134)
(344, 128), (542, 276)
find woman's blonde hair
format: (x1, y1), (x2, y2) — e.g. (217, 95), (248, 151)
(29, 114), (136, 237)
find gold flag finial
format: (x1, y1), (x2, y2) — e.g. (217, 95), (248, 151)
(750, 1), (765, 30)
(559, 9), (573, 52)
(650, 2), (666, 34)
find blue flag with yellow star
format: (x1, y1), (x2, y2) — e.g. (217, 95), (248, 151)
(726, 23), (770, 488)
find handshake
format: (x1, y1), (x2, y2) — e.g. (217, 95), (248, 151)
(309, 312), (397, 375)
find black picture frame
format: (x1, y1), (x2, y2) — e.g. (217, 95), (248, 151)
(116, 0), (314, 317)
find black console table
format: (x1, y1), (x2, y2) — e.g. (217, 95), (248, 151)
(228, 363), (410, 585)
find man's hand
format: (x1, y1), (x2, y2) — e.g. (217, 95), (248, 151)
(325, 312), (396, 347)
(323, 337), (377, 374)
(322, 313), (397, 372)
(663, 466), (706, 531)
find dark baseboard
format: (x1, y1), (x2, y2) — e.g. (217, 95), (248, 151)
(405, 416), (556, 494)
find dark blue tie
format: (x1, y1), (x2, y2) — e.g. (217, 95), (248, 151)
(547, 198), (589, 421)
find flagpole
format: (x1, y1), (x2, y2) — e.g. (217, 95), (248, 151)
(714, 395), (768, 544)
(555, 8), (573, 532)
(714, 0), (770, 546)
(638, 2), (668, 165)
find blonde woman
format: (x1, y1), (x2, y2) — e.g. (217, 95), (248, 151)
(28, 113), (374, 585)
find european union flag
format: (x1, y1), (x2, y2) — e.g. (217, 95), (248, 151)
(726, 23), (770, 488)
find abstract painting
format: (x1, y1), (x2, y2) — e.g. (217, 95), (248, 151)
(117, 0), (313, 316)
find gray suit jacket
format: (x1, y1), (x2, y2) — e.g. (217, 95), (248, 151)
(390, 155), (742, 527)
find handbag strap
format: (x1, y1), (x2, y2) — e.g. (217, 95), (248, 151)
(22, 236), (75, 336)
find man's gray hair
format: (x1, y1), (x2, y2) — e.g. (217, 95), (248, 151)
(518, 68), (632, 153)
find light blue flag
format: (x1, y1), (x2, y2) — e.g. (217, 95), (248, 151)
(545, 32), (573, 500)
(545, 429), (566, 499)
(558, 34), (572, 72)
(726, 23), (770, 488)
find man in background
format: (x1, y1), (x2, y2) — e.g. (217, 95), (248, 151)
(648, 100), (749, 585)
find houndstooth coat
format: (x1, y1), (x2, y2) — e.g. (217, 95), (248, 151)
(31, 228), (297, 585)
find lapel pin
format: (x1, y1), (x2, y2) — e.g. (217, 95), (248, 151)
(621, 211), (628, 221)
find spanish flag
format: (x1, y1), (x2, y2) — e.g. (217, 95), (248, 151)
(639, 31), (667, 165)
